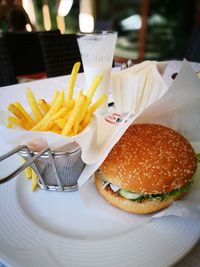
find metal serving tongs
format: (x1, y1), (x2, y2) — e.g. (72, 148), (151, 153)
(0, 145), (49, 188)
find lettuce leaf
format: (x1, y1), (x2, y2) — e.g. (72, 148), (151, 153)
(133, 181), (193, 203)
(196, 153), (200, 163)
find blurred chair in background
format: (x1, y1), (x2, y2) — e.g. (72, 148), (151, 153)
(0, 37), (17, 87)
(185, 25), (200, 63)
(8, 7), (34, 32)
(38, 32), (83, 78)
(2, 31), (46, 82)
(114, 0), (149, 65)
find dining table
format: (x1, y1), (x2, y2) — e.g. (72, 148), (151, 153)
(0, 60), (200, 267)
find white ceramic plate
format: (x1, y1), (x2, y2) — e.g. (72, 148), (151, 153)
(1, 153), (200, 267)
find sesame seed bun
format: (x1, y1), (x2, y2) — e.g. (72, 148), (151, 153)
(94, 124), (197, 214)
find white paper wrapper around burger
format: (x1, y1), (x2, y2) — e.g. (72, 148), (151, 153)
(78, 59), (200, 186)
(80, 162), (200, 226)
(79, 59), (200, 225)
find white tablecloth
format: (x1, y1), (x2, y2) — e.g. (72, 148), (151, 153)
(0, 60), (200, 267)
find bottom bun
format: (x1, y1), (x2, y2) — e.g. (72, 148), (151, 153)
(95, 173), (185, 214)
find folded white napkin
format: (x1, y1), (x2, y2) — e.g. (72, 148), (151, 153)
(110, 61), (168, 114)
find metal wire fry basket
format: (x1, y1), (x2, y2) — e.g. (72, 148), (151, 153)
(0, 143), (85, 191)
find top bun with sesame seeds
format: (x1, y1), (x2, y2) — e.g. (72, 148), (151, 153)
(94, 124), (197, 214)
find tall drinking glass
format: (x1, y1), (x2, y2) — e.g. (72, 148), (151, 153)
(77, 31), (117, 114)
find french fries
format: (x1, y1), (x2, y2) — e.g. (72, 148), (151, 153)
(26, 88), (43, 122)
(8, 62), (107, 192)
(31, 90), (65, 131)
(66, 62), (81, 103)
(81, 93), (107, 128)
(38, 99), (50, 114)
(21, 158), (38, 191)
(31, 169), (38, 191)
(7, 62), (107, 136)
(25, 167), (32, 179)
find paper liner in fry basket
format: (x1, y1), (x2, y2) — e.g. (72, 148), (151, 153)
(1, 60), (200, 188)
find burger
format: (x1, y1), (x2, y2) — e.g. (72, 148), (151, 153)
(94, 124), (198, 214)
